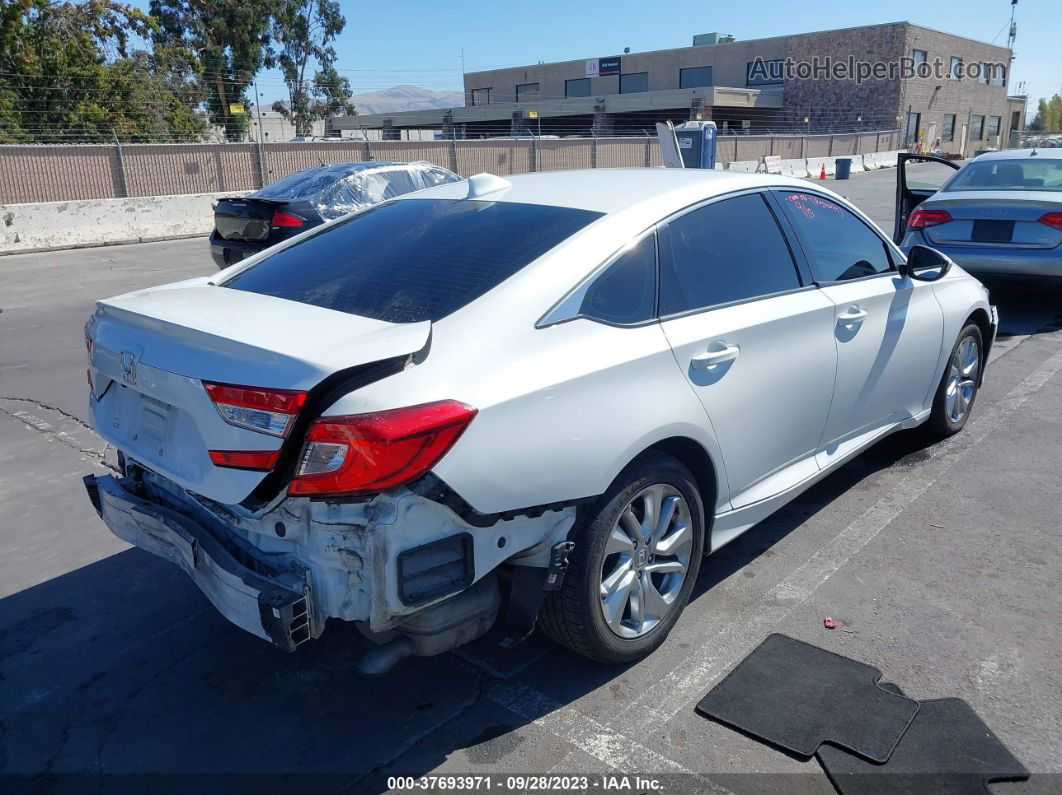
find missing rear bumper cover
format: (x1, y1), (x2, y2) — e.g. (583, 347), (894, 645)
(85, 473), (313, 652)
(397, 532), (474, 607)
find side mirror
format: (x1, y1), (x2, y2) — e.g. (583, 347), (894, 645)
(900, 244), (953, 282)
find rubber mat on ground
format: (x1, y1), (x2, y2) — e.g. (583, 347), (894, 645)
(816, 697), (1030, 794)
(695, 634), (919, 762)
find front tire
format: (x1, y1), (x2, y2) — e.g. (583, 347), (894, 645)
(925, 323), (983, 437)
(539, 452), (705, 664)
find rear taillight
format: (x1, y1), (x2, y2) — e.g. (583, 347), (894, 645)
(907, 208), (953, 230)
(208, 449), (280, 471)
(203, 381), (307, 437)
(289, 400), (477, 497)
(271, 210), (305, 228)
(1037, 212), (1062, 231)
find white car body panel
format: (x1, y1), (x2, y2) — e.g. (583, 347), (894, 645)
(659, 289), (837, 509)
(94, 282), (430, 389)
(816, 275), (944, 446)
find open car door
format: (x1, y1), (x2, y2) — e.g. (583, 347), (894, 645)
(894, 153), (960, 242)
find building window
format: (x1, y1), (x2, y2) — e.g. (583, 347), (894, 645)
(971, 114), (985, 140)
(516, 82), (540, 102)
(904, 111), (920, 145)
(679, 66), (713, 89)
(565, 78), (591, 98)
(912, 49), (928, 76)
(619, 72), (648, 94)
(993, 66), (1006, 87)
(943, 114), (956, 142)
(987, 116), (1001, 139)
(948, 57), (963, 80)
(978, 64), (992, 85)
(471, 87), (492, 106)
(747, 58), (783, 86)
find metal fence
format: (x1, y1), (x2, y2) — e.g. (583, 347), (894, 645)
(0, 130), (901, 205)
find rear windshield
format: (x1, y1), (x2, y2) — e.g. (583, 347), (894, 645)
(255, 166), (355, 200)
(222, 198), (602, 322)
(942, 158), (1062, 192)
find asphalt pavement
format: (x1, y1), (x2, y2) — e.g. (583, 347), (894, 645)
(1, 167), (1060, 792)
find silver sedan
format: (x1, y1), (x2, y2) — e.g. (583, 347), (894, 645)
(895, 148), (1062, 285)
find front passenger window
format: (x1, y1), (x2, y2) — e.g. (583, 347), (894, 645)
(778, 192), (893, 282)
(659, 193), (802, 315)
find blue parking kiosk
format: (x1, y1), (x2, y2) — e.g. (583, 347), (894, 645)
(674, 121), (718, 169)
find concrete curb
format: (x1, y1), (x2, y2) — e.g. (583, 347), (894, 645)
(0, 191), (247, 256)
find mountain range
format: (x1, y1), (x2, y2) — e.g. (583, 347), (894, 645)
(348, 84), (465, 115)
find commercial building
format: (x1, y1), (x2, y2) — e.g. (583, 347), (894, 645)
(330, 22), (1024, 154)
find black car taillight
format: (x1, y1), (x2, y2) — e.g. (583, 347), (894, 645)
(271, 210), (305, 228)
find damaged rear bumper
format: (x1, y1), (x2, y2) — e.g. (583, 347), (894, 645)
(84, 474), (311, 651)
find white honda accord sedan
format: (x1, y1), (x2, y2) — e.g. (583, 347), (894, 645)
(83, 168), (996, 668)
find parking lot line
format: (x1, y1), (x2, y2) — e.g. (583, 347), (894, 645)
(594, 340), (1062, 737)
(486, 679), (695, 773)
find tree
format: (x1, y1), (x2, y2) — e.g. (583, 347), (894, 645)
(270, 0), (352, 136)
(0, 1), (206, 143)
(150, 0), (278, 140)
(1028, 94), (1062, 132)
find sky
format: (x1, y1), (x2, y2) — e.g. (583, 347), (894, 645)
(134, 0), (1060, 113)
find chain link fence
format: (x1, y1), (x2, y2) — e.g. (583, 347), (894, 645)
(0, 130), (901, 205)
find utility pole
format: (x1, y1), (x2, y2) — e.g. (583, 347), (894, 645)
(1006, 0), (1018, 90)
(253, 78), (268, 187)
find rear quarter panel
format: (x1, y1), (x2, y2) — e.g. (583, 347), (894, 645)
(328, 317), (729, 516)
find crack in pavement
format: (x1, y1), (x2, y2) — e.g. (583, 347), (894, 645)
(0, 395), (95, 433)
(0, 398), (117, 473)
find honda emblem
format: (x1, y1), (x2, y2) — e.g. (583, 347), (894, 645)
(120, 350), (138, 385)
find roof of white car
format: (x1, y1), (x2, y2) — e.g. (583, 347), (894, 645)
(972, 147), (1062, 161)
(408, 168), (813, 213)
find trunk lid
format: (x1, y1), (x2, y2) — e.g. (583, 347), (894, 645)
(214, 197), (287, 242)
(921, 192), (1062, 250)
(87, 281), (429, 505)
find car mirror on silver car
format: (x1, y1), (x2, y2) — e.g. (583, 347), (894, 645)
(901, 244), (954, 282)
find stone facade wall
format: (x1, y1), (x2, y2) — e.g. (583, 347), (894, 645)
(781, 23), (908, 131)
(898, 25), (1012, 153)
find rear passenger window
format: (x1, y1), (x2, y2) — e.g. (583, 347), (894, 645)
(659, 193), (801, 315)
(778, 192), (893, 282)
(580, 232), (656, 324)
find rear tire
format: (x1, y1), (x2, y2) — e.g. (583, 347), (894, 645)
(925, 323), (983, 438)
(539, 452), (705, 664)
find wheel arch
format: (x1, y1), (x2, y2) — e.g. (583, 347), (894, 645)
(965, 307), (993, 384)
(635, 436), (721, 523)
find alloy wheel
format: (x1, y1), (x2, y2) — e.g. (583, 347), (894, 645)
(945, 335), (980, 423)
(598, 484), (694, 639)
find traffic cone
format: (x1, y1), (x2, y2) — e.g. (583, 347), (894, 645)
(818, 163), (827, 180)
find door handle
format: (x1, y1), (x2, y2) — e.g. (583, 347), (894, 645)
(837, 307), (868, 325)
(691, 344), (740, 369)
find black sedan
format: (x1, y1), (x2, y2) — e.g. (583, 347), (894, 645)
(209, 160), (461, 268)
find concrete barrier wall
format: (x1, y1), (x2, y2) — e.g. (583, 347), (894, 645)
(806, 156), (838, 177)
(780, 159), (810, 177)
(0, 191), (247, 255)
(874, 150), (901, 168)
(725, 160), (759, 173)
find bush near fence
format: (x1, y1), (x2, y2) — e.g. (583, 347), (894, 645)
(0, 131), (901, 205)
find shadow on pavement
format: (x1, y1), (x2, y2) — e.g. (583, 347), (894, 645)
(0, 427), (957, 792)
